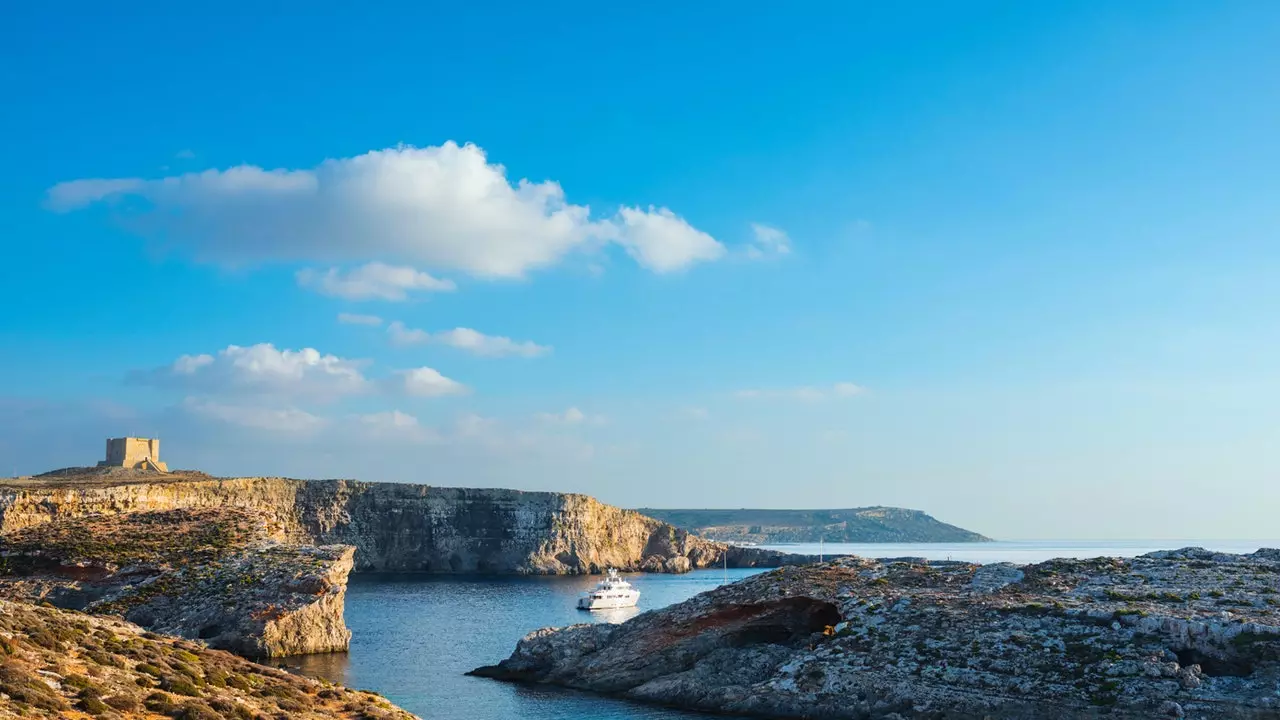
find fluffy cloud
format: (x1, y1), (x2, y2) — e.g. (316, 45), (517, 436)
(337, 313), (384, 326)
(135, 343), (464, 401)
(746, 223), (792, 259)
(734, 382), (864, 401)
(135, 344), (371, 400)
(613, 206), (726, 272)
(47, 142), (725, 277)
(299, 262), (455, 301)
(387, 321), (550, 358)
(391, 367), (470, 397)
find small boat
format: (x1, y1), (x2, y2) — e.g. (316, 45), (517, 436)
(577, 568), (640, 610)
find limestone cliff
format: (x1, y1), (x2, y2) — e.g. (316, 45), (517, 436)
(473, 549), (1280, 719)
(0, 471), (802, 575)
(0, 508), (353, 657)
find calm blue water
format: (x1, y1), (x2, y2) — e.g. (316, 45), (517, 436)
(279, 540), (1280, 719)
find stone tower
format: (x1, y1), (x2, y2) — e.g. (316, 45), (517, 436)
(97, 437), (169, 472)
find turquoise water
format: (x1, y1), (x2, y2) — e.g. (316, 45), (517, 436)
(279, 540), (1280, 719)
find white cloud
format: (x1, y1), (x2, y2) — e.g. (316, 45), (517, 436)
(137, 344), (370, 400)
(337, 313), (384, 326)
(137, 342), (467, 401)
(613, 206), (726, 272)
(392, 367), (469, 397)
(746, 223), (792, 259)
(535, 407), (605, 425)
(181, 397), (327, 433)
(46, 142), (725, 278)
(387, 322), (550, 358)
(298, 262), (455, 301)
(435, 328), (551, 358)
(734, 382), (865, 401)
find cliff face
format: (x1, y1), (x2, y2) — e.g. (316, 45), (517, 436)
(638, 506), (990, 543)
(473, 548), (1280, 719)
(0, 473), (801, 575)
(0, 508), (353, 657)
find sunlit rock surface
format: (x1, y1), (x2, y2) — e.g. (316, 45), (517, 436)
(473, 550), (1280, 719)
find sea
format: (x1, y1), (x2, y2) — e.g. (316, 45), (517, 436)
(276, 539), (1280, 720)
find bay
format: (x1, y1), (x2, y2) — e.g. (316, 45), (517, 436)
(280, 539), (1280, 719)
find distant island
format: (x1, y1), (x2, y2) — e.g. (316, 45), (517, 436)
(636, 506), (990, 543)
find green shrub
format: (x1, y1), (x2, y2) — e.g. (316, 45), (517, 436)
(164, 677), (202, 696)
(78, 694), (112, 715)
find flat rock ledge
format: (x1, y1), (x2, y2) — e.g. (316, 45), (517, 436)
(472, 549), (1280, 719)
(0, 508), (354, 657)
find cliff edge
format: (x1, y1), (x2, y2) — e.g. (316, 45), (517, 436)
(0, 508), (353, 657)
(0, 469), (804, 575)
(473, 548), (1280, 719)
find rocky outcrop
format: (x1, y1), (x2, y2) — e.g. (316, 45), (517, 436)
(0, 598), (417, 719)
(639, 506), (991, 543)
(0, 508), (353, 657)
(473, 549), (1280, 719)
(0, 471), (804, 574)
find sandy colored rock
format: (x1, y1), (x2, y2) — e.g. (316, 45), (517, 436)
(0, 508), (353, 657)
(0, 470), (806, 575)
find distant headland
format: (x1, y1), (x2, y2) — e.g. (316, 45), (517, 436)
(637, 506), (990, 543)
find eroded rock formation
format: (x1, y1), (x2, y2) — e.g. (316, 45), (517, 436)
(0, 508), (353, 657)
(473, 549), (1280, 719)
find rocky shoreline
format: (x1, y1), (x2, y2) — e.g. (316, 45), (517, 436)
(0, 598), (417, 719)
(472, 549), (1280, 719)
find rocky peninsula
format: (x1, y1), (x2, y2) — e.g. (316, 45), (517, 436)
(473, 548), (1280, 719)
(0, 468), (802, 575)
(0, 598), (417, 719)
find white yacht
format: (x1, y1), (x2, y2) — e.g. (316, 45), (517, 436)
(577, 568), (640, 610)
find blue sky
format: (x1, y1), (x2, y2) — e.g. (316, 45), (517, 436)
(3, 1), (1279, 539)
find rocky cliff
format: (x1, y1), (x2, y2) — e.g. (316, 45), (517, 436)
(638, 506), (990, 543)
(0, 508), (353, 657)
(0, 598), (417, 719)
(474, 548), (1280, 719)
(0, 470), (801, 575)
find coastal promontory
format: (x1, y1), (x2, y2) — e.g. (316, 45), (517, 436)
(473, 548), (1280, 718)
(0, 467), (801, 575)
(638, 506), (990, 543)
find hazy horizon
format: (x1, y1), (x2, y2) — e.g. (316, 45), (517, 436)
(4, 2), (1279, 541)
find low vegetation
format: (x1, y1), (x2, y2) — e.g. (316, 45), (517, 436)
(0, 599), (416, 719)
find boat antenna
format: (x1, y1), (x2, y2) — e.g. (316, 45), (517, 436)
(819, 536), (824, 563)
